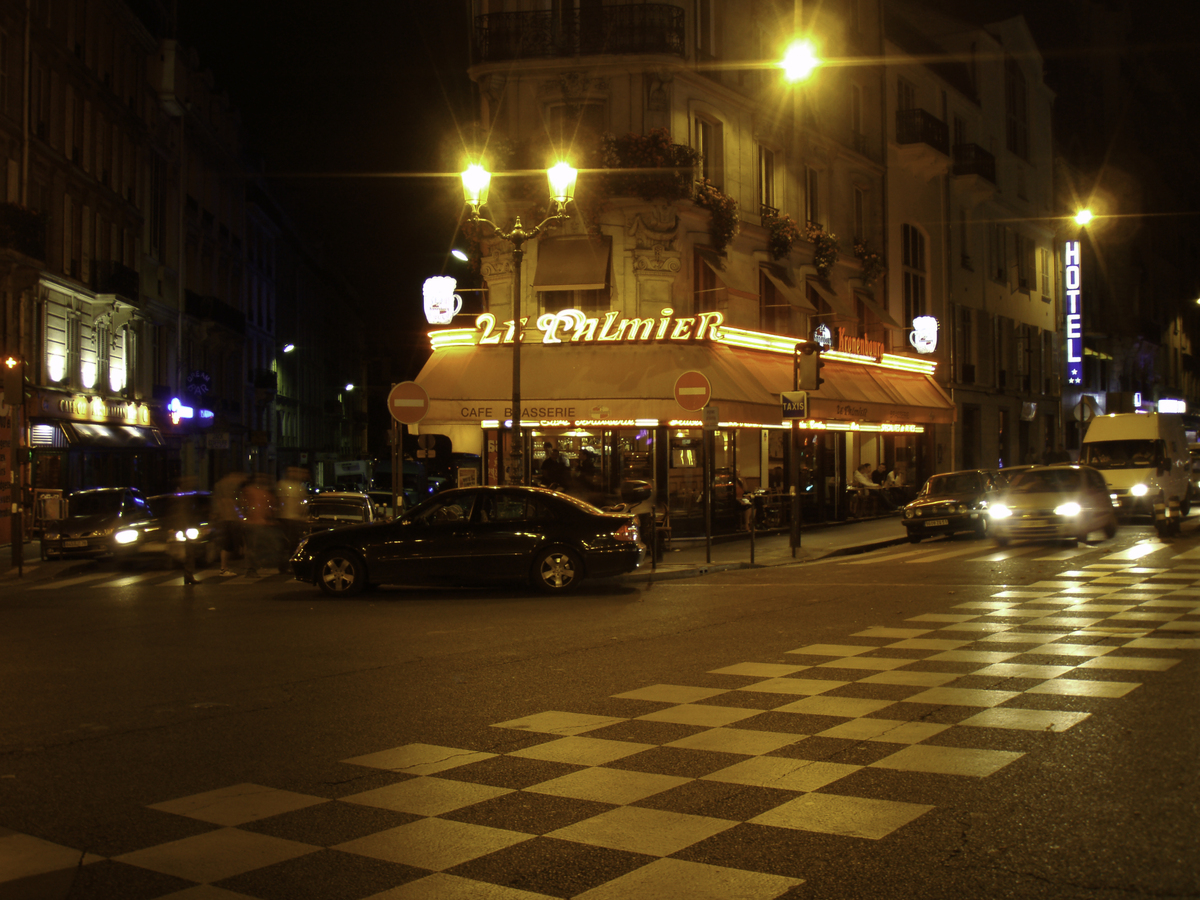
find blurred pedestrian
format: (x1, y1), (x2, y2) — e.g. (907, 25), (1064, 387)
(171, 476), (199, 585)
(213, 470), (246, 576)
(241, 474), (279, 577)
(277, 466), (309, 553)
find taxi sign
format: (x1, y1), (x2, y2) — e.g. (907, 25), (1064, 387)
(781, 391), (807, 419)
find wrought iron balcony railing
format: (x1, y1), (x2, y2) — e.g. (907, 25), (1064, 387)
(475, 4), (685, 62)
(895, 108), (948, 155)
(953, 143), (996, 183)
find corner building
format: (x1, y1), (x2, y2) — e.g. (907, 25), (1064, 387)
(416, 1), (1052, 532)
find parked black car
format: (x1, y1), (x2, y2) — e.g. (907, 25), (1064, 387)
(290, 485), (646, 596)
(40, 487), (154, 560)
(901, 469), (1007, 542)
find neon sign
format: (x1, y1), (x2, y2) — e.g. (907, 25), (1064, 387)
(468, 308), (724, 346)
(1065, 241), (1082, 385)
(423, 276), (463, 325)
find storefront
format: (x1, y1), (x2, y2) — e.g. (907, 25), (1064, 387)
(412, 309), (955, 534)
(24, 387), (172, 525)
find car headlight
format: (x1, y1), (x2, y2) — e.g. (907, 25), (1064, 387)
(114, 529), (139, 545)
(1054, 501), (1082, 517)
(1130, 483), (1149, 497)
(44, 532), (60, 540)
(989, 505), (1012, 520)
(903, 508), (914, 519)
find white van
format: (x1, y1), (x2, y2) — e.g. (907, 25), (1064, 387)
(1079, 413), (1191, 526)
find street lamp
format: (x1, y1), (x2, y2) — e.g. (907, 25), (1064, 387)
(780, 39), (821, 83)
(461, 160), (577, 485)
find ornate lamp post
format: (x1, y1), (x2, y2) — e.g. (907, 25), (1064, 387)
(461, 161), (577, 485)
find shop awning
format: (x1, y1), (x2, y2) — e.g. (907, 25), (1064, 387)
(763, 268), (817, 312)
(532, 235), (612, 291)
(62, 422), (164, 447)
(855, 290), (903, 330)
(414, 342), (956, 428)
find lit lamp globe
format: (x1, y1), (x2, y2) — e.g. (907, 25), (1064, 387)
(780, 40), (821, 83)
(461, 164), (492, 212)
(1074, 208), (1093, 226)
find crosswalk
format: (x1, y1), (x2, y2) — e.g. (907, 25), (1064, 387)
(23, 568), (298, 590)
(839, 538), (1175, 566)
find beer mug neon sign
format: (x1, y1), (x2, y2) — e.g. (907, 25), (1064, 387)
(909, 316), (938, 354)
(423, 276), (464, 325)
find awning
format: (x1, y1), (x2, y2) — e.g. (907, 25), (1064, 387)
(763, 268), (817, 312)
(807, 279), (856, 319)
(855, 290), (903, 330)
(415, 342), (956, 427)
(697, 249), (757, 300)
(532, 235), (612, 291)
(62, 422), (164, 448)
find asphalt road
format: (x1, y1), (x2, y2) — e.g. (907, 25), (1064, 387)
(1, 525), (1197, 899)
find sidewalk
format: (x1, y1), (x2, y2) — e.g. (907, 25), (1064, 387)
(0, 514), (908, 585)
(624, 513), (907, 581)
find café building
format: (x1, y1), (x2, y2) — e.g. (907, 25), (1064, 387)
(413, 306), (954, 534)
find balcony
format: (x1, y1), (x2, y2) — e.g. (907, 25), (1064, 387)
(93, 260), (140, 303)
(475, 4), (685, 62)
(896, 109), (948, 155)
(952, 143), (996, 183)
(0, 203), (47, 261)
(185, 290), (246, 335)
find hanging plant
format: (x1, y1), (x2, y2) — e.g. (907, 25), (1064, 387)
(854, 240), (884, 287)
(694, 178), (740, 253)
(805, 222), (839, 278)
(595, 128), (699, 202)
(762, 211), (803, 260)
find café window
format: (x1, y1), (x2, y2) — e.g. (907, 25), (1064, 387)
(534, 234), (612, 315)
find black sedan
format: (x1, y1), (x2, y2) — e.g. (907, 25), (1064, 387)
(901, 468), (1007, 542)
(290, 485), (646, 596)
(40, 487), (154, 560)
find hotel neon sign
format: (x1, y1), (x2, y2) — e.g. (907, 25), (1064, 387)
(1065, 241), (1083, 385)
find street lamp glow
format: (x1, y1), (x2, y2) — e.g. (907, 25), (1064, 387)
(344, 383), (354, 392)
(780, 40), (820, 83)
(282, 343), (295, 353)
(450, 248), (469, 262)
(1074, 208), (1093, 226)
(547, 162), (578, 205)
(460, 164), (492, 211)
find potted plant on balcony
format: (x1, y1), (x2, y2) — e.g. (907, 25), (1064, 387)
(694, 178), (740, 253)
(853, 240), (884, 287)
(805, 222), (839, 279)
(762, 211), (803, 260)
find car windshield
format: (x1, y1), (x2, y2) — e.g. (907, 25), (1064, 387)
(308, 501), (369, 522)
(1009, 469), (1080, 494)
(925, 473), (984, 496)
(70, 492), (123, 517)
(1080, 439), (1160, 469)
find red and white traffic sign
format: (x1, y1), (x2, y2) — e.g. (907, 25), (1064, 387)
(674, 370), (711, 411)
(387, 381), (429, 425)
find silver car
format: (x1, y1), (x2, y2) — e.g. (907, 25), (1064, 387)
(989, 465), (1118, 546)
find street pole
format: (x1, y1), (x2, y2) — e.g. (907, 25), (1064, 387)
(510, 244), (524, 485)
(790, 345), (802, 556)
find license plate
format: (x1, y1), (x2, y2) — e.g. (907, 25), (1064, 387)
(924, 519), (949, 527)
(64, 539), (88, 548)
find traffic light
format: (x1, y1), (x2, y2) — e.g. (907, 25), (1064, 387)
(796, 344), (825, 391)
(3, 356), (23, 407)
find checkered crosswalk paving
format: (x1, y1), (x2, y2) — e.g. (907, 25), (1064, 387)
(4, 555), (1199, 898)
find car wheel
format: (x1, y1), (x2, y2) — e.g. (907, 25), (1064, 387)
(994, 535), (1009, 547)
(316, 549), (366, 597)
(907, 532), (921, 544)
(532, 547), (583, 594)
(1181, 488), (1192, 518)
(1103, 518), (1117, 539)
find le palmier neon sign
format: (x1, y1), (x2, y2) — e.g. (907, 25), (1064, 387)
(471, 308), (724, 345)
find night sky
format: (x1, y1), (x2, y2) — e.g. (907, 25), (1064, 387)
(176, 1), (1200, 369)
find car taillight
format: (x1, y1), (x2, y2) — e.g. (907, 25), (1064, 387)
(614, 523), (639, 542)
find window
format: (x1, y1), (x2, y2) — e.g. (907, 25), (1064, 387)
(853, 187), (865, 241)
(1015, 233), (1032, 292)
(543, 102), (605, 158)
(1005, 56), (1029, 160)
(757, 145), (775, 214)
(804, 166), (820, 229)
(695, 115), (723, 188)
(760, 270), (796, 335)
(989, 223), (1007, 283)
(0, 29), (8, 115)
(956, 305), (976, 378)
(851, 83), (863, 138)
(696, 0), (715, 57)
(693, 249), (724, 314)
(952, 114), (966, 149)
(959, 208), (971, 269)
(1040, 247), (1051, 297)
(897, 78), (915, 112)
(901, 224), (926, 323)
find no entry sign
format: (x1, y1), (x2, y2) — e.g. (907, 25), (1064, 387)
(387, 381), (430, 425)
(674, 370), (711, 411)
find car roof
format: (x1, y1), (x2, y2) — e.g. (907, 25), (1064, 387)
(310, 491), (370, 501)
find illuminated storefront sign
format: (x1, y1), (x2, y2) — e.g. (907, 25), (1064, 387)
(57, 396), (151, 425)
(1065, 241), (1083, 385)
(447, 308), (725, 347)
(836, 328), (884, 361)
(423, 276), (463, 325)
(909, 316), (938, 354)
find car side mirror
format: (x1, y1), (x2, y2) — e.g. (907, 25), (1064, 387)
(1158, 460), (1171, 476)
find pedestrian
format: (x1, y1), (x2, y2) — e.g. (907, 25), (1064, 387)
(735, 469), (753, 531)
(277, 466), (309, 554)
(170, 476), (199, 585)
(241, 473), (279, 577)
(213, 470), (246, 576)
